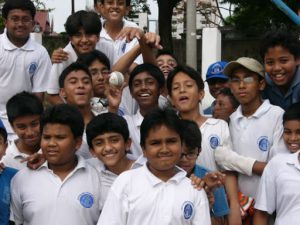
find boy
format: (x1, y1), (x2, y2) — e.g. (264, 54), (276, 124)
(223, 57), (287, 199)
(10, 104), (102, 225)
(260, 27), (300, 110)
(124, 63), (165, 157)
(0, 119), (17, 225)
(1, 92), (43, 170)
(204, 61), (229, 115)
(0, 0), (51, 140)
(97, 108), (211, 225)
(177, 119), (230, 225)
(254, 102), (300, 225)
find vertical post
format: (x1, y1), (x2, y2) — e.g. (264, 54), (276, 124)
(186, 0), (197, 69)
(71, 0), (75, 14)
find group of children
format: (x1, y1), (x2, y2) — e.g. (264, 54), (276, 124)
(0, 0), (300, 225)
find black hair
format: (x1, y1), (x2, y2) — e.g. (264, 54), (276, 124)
(40, 104), (84, 138)
(2, 0), (36, 19)
(260, 26), (300, 60)
(283, 102), (300, 124)
(167, 65), (204, 96)
(128, 63), (165, 92)
(59, 62), (92, 88)
(100, 0), (131, 6)
(181, 119), (201, 152)
(0, 122), (7, 143)
(217, 88), (239, 110)
(6, 91), (43, 125)
(140, 108), (183, 148)
(65, 10), (101, 37)
(86, 112), (129, 148)
(156, 49), (178, 63)
(77, 50), (111, 70)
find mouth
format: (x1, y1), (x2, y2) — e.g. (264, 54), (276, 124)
(46, 150), (59, 156)
(179, 96), (189, 103)
(138, 93), (151, 98)
(287, 143), (300, 151)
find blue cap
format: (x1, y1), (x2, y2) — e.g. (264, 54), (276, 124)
(0, 119), (6, 132)
(206, 61), (229, 81)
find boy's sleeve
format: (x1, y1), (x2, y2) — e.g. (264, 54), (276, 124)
(214, 121), (256, 176)
(192, 190), (212, 225)
(254, 159), (276, 214)
(47, 62), (65, 95)
(211, 186), (230, 217)
(10, 175), (24, 225)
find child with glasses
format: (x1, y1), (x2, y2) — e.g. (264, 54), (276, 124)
(177, 119), (230, 225)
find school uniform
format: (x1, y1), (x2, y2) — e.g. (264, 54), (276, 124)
(0, 33), (51, 139)
(230, 100), (287, 198)
(255, 151), (300, 225)
(97, 164), (211, 225)
(10, 156), (102, 225)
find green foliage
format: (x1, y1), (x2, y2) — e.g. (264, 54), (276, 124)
(128, 0), (150, 18)
(221, 0), (300, 33)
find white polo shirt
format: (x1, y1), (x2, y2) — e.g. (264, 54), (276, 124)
(229, 100), (287, 198)
(11, 156), (103, 225)
(1, 141), (31, 170)
(124, 110), (144, 157)
(97, 164), (211, 225)
(100, 19), (142, 65)
(0, 33), (51, 136)
(255, 151), (300, 225)
(47, 42), (115, 95)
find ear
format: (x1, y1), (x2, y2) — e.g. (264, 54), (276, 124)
(198, 89), (205, 102)
(125, 138), (132, 153)
(74, 136), (83, 151)
(59, 88), (66, 99)
(296, 57), (300, 66)
(96, 34), (100, 43)
(259, 78), (266, 91)
(89, 147), (97, 158)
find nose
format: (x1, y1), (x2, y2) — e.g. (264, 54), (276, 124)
(273, 62), (282, 72)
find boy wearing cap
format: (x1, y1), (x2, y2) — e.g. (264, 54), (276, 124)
(0, 119), (18, 225)
(204, 61), (229, 115)
(223, 57), (287, 198)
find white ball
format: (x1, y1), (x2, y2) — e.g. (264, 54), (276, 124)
(109, 71), (124, 86)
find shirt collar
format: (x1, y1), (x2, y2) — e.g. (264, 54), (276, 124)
(39, 155), (86, 172)
(2, 33), (34, 51)
(134, 110), (144, 127)
(286, 150), (300, 171)
(234, 99), (271, 120)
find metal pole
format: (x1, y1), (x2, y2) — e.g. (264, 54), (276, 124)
(71, 0), (75, 14)
(186, 0), (197, 69)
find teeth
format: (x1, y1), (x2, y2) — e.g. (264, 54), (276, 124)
(140, 93), (150, 97)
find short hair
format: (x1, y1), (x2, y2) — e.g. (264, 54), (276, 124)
(59, 62), (91, 88)
(0, 119), (7, 143)
(6, 91), (44, 125)
(2, 0), (36, 19)
(283, 102), (300, 124)
(86, 112), (129, 148)
(140, 108), (182, 148)
(181, 119), (201, 151)
(217, 88), (239, 110)
(100, 0), (131, 6)
(167, 65), (204, 96)
(156, 49), (178, 63)
(77, 50), (111, 70)
(128, 63), (165, 92)
(40, 104), (84, 138)
(65, 10), (101, 37)
(260, 26), (300, 60)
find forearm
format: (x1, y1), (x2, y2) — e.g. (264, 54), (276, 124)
(46, 94), (64, 105)
(252, 161), (267, 176)
(253, 210), (269, 225)
(112, 45), (140, 74)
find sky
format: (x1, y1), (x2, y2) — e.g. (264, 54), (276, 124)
(41, 0), (158, 33)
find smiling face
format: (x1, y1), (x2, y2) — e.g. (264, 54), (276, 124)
(143, 124), (182, 181)
(89, 59), (110, 98)
(11, 115), (41, 150)
(60, 70), (93, 107)
(41, 123), (81, 169)
(70, 28), (99, 55)
(170, 72), (204, 114)
(156, 54), (177, 79)
(264, 46), (300, 92)
(100, 0), (130, 22)
(4, 9), (34, 46)
(130, 72), (161, 111)
(90, 132), (131, 168)
(283, 120), (300, 153)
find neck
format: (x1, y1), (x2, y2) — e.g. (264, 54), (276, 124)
(78, 105), (94, 125)
(104, 20), (124, 40)
(147, 163), (177, 182)
(107, 156), (134, 175)
(16, 139), (40, 155)
(48, 156), (78, 181)
(180, 108), (207, 127)
(139, 104), (158, 117)
(241, 98), (263, 117)
(6, 33), (29, 47)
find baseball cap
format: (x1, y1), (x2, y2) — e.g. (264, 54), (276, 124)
(206, 61), (229, 81)
(223, 57), (264, 78)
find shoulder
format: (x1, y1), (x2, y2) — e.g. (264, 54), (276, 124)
(1, 167), (18, 178)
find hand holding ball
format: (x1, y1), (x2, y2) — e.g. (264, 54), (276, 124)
(109, 71), (124, 87)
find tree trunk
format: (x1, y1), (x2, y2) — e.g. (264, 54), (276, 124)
(157, 0), (181, 51)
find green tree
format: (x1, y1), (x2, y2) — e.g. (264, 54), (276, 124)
(129, 0), (150, 17)
(222, 0), (300, 33)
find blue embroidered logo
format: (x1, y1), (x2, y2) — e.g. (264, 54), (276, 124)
(28, 62), (38, 75)
(209, 135), (220, 149)
(78, 192), (94, 208)
(182, 201), (194, 220)
(211, 63), (223, 74)
(257, 136), (269, 152)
